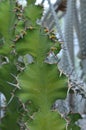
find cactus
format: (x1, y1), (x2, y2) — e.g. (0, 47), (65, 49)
(0, 0), (68, 130)
(0, 0), (83, 130)
(15, 1), (67, 129)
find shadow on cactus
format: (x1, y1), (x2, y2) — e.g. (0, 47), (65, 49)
(0, 1), (22, 129)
